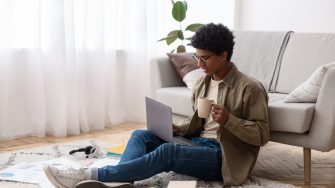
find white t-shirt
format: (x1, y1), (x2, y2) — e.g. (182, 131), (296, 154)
(200, 78), (223, 140)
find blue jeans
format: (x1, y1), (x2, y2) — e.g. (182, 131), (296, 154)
(92, 130), (222, 182)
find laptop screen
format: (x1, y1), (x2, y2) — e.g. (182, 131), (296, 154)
(145, 97), (173, 142)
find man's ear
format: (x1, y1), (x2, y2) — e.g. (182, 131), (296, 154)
(221, 51), (228, 61)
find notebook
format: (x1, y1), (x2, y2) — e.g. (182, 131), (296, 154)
(167, 181), (197, 188)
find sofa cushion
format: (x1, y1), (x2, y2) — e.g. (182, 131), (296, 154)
(231, 31), (290, 91)
(156, 87), (193, 116)
(157, 89), (315, 133)
(269, 96), (315, 133)
(182, 69), (205, 90)
(285, 61), (335, 103)
(268, 92), (287, 102)
(276, 33), (335, 93)
(167, 53), (204, 90)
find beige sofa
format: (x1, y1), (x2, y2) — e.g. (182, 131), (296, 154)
(150, 31), (335, 184)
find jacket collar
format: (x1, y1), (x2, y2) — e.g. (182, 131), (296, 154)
(204, 63), (238, 88)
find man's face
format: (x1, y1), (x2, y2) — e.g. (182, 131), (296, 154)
(193, 49), (227, 76)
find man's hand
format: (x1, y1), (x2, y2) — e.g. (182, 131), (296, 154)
(212, 104), (229, 125)
(172, 124), (180, 135)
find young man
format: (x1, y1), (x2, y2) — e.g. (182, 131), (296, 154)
(43, 23), (269, 187)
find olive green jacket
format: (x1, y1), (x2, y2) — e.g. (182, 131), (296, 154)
(175, 64), (269, 186)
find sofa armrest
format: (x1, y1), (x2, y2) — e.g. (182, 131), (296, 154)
(150, 56), (185, 98)
(308, 67), (335, 151)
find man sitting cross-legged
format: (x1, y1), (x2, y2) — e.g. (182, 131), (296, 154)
(43, 23), (269, 188)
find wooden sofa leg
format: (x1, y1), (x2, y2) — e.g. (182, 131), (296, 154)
(303, 148), (311, 184)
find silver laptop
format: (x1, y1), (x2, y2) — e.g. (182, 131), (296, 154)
(145, 97), (199, 147)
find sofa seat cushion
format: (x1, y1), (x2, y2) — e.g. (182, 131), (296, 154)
(156, 90), (315, 133)
(269, 95), (315, 133)
(268, 92), (287, 102)
(156, 87), (193, 116)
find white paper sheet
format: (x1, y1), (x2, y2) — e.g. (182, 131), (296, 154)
(0, 157), (120, 187)
(0, 157), (81, 185)
(0, 162), (42, 184)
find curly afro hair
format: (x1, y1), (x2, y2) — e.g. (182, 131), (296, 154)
(191, 23), (235, 61)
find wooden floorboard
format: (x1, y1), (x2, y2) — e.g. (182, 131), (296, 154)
(0, 123), (145, 152)
(252, 142), (335, 188)
(1, 123), (335, 187)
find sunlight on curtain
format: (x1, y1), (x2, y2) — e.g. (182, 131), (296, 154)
(0, 0), (158, 140)
(0, 0), (233, 140)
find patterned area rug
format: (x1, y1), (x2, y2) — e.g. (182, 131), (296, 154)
(0, 140), (297, 188)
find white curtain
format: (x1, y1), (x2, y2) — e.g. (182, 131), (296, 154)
(0, 0), (160, 140)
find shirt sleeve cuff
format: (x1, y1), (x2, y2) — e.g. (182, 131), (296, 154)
(222, 113), (239, 130)
(174, 119), (190, 136)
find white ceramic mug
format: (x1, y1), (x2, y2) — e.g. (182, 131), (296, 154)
(197, 97), (214, 118)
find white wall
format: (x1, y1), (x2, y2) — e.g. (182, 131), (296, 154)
(235, 0), (335, 32)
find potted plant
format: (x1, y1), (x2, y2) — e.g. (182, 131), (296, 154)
(158, 0), (203, 53)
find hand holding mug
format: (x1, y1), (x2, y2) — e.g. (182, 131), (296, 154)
(211, 104), (229, 125)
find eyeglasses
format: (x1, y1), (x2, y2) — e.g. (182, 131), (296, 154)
(192, 53), (214, 63)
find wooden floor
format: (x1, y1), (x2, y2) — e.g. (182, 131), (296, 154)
(1, 123), (335, 188)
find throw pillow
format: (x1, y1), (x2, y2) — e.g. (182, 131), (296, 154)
(285, 62), (335, 103)
(182, 69), (204, 90)
(167, 53), (204, 90)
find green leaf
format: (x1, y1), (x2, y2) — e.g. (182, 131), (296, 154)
(186, 43), (192, 46)
(157, 36), (177, 45)
(166, 36), (178, 45)
(157, 37), (167, 42)
(171, 0), (174, 5)
(172, 1), (186, 22)
(177, 45), (186, 53)
(182, 1), (187, 11)
(165, 30), (179, 45)
(178, 30), (184, 40)
(170, 49), (176, 53)
(167, 30), (179, 37)
(185, 23), (204, 32)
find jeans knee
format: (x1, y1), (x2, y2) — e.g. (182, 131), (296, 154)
(154, 143), (177, 169)
(157, 143), (176, 156)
